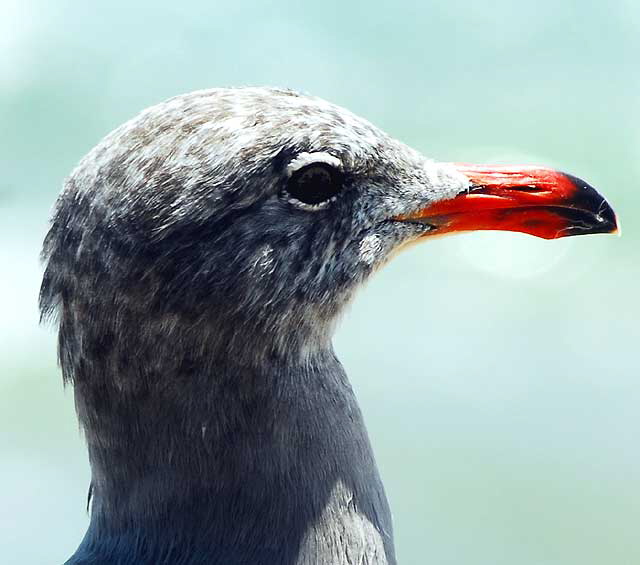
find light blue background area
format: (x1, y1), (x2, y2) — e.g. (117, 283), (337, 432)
(1, 1), (638, 563)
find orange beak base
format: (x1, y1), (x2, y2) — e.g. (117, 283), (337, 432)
(396, 164), (618, 240)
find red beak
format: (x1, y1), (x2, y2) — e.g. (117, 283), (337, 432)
(396, 164), (618, 240)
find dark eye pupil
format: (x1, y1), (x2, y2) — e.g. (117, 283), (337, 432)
(287, 164), (342, 205)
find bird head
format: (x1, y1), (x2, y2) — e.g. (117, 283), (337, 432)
(41, 88), (617, 368)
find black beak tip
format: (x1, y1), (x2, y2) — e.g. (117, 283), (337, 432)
(563, 173), (619, 236)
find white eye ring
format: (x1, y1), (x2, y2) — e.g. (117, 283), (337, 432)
(285, 193), (340, 211)
(286, 152), (343, 178)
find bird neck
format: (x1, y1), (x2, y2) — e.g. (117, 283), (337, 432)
(70, 346), (395, 565)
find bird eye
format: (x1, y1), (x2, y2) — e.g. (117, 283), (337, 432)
(286, 164), (343, 206)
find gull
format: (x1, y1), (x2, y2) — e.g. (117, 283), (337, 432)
(40, 87), (618, 565)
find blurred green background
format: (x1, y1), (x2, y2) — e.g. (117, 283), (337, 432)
(1, 1), (638, 563)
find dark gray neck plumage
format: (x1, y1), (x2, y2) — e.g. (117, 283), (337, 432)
(68, 348), (395, 565)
